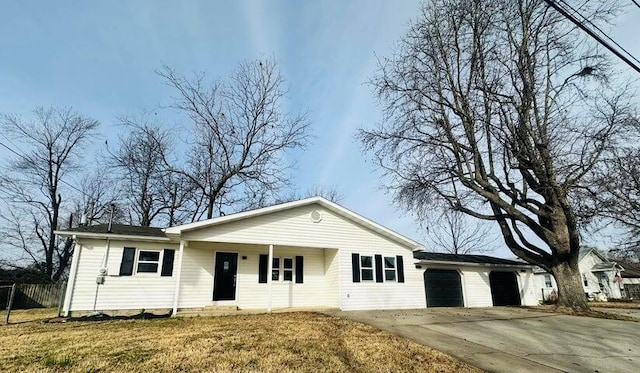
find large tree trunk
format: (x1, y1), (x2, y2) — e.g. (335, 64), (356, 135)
(551, 260), (588, 310)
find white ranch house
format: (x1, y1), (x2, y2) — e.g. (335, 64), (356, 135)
(56, 197), (538, 316)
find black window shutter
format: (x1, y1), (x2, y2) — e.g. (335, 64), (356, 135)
(119, 247), (136, 276)
(259, 254), (268, 283)
(396, 255), (405, 283)
(352, 253), (360, 282)
(161, 249), (175, 276)
(295, 256), (304, 283)
(375, 255), (383, 283)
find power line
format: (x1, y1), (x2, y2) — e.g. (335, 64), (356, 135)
(543, 0), (640, 74)
(0, 140), (22, 158)
(0, 140), (89, 197)
(632, 0), (640, 11)
(556, 0), (640, 67)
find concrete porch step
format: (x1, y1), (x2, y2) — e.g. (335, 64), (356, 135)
(175, 306), (339, 318)
(176, 305), (249, 318)
(203, 305), (239, 311)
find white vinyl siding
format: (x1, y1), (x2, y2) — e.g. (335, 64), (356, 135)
(517, 270), (538, 306)
(579, 253), (602, 294)
(181, 204), (423, 311)
(461, 268), (494, 307)
(177, 242), (336, 310)
(65, 239), (178, 313)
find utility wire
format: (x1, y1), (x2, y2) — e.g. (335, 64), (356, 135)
(0, 140), (89, 197)
(632, 0), (640, 11)
(556, 0), (640, 67)
(543, 0), (640, 74)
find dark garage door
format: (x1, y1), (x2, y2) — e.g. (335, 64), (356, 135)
(489, 271), (521, 306)
(424, 269), (464, 307)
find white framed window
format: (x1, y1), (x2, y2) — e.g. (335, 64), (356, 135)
(272, 257), (294, 282)
(137, 250), (161, 273)
(272, 257), (280, 281)
(384, 256), (396, 281)
(283, 258), (293, 281)
(361, 256), (374, 281)
(544, 274), (552, 288)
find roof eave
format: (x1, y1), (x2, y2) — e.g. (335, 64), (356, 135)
(165, 197), (421, 250)
(54, 230), (170, 242)
(417, 259), (534, 268)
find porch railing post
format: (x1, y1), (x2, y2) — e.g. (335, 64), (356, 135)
(267, 244), (273, 312)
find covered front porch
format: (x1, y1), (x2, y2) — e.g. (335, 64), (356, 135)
(172, 241), (340, 314)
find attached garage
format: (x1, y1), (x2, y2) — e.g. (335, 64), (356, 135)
(414, 251), (538, 308)
(424, 269), (464, 307)
(489, 271), (521, 306)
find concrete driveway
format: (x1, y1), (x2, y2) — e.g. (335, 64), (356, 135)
(324, 307), (640, 373)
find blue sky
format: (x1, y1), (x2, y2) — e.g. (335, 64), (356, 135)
(1, 1), (638, 258)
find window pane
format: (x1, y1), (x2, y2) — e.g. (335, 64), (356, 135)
(385, 269), (396, 281)
(284, 258), (293, 269)
(362, 269), (374, 281)
(272, 257), (280, 269)
(361, 256), (372, 268)
(284, 270), (293, 281)
(139, 251), (160, 262)
(137, 263), (158, 273)
(384, 257), (395, 269)
(272, 270), (280, 281)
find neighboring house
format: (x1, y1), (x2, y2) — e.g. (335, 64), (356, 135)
(534, 247), (625, 302)
(413, 252), (538, 307)
(617, 261), (640, 300)
(55, 197), (539, 317)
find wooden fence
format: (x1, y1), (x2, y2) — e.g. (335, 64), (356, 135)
(1, 282), (66, 310)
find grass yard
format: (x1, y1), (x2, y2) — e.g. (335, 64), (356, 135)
(589, 301), (640, 309)
(532, 305), (639, 322)
(2, 307), (60, 324)
(0, 312), (480, 373)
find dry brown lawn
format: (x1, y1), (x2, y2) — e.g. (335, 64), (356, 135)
(2, 307), (59, 324)
(531, 305), (638, 322)
(0, 311), (480, 373)
(589, 301), (640, 309)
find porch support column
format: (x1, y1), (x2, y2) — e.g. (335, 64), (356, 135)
(172, 239), (186, 316)
(267, 244), (274, 312)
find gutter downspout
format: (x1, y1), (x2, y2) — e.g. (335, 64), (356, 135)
(172, 240), (186, 316)
(267, 244), (274, 312)
(62, 235), (81, 317)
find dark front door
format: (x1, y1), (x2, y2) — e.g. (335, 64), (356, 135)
(424, 269), (464, 307)
(489, 271), (521, 306)
(213, 252), (238, 301)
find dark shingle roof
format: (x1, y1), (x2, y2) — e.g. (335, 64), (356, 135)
(413, 251), (532, 266)
(59, 224), (167, 238)
(620, 261), (640, 278)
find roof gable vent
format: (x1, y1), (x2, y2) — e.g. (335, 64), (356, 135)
(310, 210), (322, 223)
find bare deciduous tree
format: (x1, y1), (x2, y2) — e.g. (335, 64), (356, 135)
(427, 210), (496, 255)
(0, 107), (99, 281)
(274, 185), (344, 205)
(108, 114), (192, 226)
(359, 0), (637, 309)
(597, 148), (640, 259)
(69, 172), (124, 227)
(158, 58), (310, 220)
